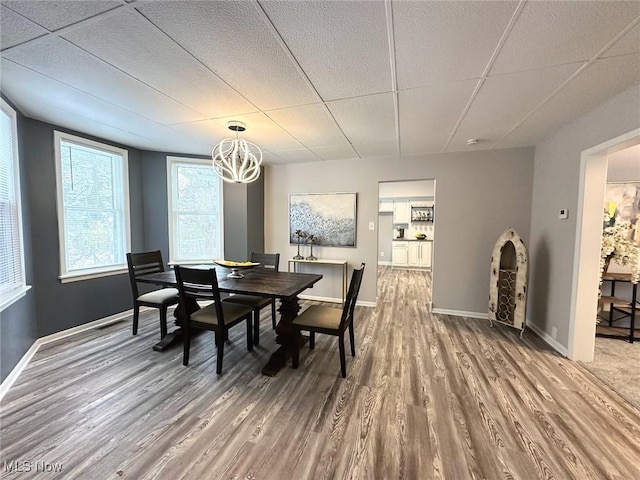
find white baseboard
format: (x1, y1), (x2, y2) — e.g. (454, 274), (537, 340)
(526, 322), (569, 357)
(0, 307), (138, 402)
(377, 261), (392, 266)
(431, 308), (488, 320)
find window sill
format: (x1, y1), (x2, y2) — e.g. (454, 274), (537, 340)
(59, 267), (128, 284)
(0, 285), (32, 312)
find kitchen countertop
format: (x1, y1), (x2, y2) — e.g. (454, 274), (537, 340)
(392, 238), (433, 241)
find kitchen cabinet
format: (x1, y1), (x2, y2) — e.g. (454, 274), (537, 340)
(379, 198), (394, 213)
(393, 200), (410, 224)
(408, 241), (432, 268)
(392, 241), (408, 266)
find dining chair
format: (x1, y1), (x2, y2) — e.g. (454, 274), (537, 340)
(224, 252), (280, 346)
(292, 263), (365, 378)
(126, 250), (180, 338)
(175, 266), (254, 375)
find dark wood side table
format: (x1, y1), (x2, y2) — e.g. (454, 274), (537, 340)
(597, 273), (638, 343)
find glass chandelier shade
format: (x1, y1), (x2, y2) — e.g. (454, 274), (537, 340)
(212, 122), (262, 184)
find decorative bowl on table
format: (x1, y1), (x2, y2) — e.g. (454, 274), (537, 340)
(415, 233), (427, 240)
(214, 260), (260, 278)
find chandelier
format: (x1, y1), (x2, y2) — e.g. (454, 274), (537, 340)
(212, 121), (262, 184)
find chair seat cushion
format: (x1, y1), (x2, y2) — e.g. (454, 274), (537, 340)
(224, 294), (272, 309)
(138, 288), (179, 305)
(292, 305), (342, 331)
(191, 302), (254, 326)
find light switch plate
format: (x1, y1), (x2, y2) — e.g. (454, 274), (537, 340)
(369, 221), (375, 230)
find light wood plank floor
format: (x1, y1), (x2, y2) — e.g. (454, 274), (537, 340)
(1, 267), (639, 479)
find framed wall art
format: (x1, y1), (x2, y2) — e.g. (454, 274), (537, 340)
(289, 192), (357, 247)
(605, 181), (640, 245)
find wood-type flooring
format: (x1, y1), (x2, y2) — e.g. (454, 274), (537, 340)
(1, 267), (639, 479)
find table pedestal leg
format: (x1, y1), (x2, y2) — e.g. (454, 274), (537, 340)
(262, 295), (307, 376)
(152, 298), (199, 352)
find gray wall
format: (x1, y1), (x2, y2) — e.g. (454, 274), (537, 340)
(528, 84), (640, 349)
(265, 147), (535, 309)
(0, 99), (37, 383)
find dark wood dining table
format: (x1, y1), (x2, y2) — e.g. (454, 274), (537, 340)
(137, 265), (323, 376)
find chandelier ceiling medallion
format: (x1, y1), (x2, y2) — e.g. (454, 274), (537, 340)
(212, 121), (262, 184)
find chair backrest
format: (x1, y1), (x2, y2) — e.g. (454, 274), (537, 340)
(250, 252), (280, 272)
(175, 266), (226, 327)
(339, 263), (366, 331)
(126, 250), (166, 299)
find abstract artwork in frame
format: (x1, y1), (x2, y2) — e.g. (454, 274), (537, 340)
(289, 193), (357, 247)
(605, 181), (640, 245)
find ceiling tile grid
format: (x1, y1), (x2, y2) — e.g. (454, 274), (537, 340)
(0, 1), (639, 163)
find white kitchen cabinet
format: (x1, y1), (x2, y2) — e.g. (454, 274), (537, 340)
(392, 241), (408, 266)
(379, 198), (394, 213)
(393, 200), (410, 224)
(408, 241), (432, 268)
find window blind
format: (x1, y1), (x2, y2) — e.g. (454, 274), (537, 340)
(0, 101), (25, 305)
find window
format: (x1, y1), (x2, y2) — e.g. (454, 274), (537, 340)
(167, 156), (223, 263)
(0, 99), (30, 311)
(54, 131), (130, 282)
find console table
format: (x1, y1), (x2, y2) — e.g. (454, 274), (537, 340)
(598, 272), (638, 343)
(288, 258), (348, 304)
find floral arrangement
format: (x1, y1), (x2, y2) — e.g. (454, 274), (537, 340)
(600, 211), (640, 285)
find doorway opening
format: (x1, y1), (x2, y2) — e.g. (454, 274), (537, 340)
(377, 179), (436, 307)
(570, 128), (640, 361)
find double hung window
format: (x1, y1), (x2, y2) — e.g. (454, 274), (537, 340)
(167, 156), (223, 263)
(54, 131), (130, 282)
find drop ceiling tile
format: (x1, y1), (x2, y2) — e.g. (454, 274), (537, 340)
(448, 63), (582, 151)
(61, 9), (257, 119)
(3, 36), (203, 125)
(271, 149), (321, 164)
(138, 0), (318, 110)
(0, 58), (213, 154)
(0, 5), (47, 49)
(260, 0), (391, 100)
(398, 80), (478, 155)
(352, 141), (399, 159)
(497, 53), (640, 148)
(603, 22), (640, 58)
(2, 0), (122, 31)
(266, 103), (347, 148)
(261, 151), (287, 165)
(310, 144), (358, 161)
(326, 92), (396, 146)
(492, 1), (640, 75)
(393, 1), (518, 89)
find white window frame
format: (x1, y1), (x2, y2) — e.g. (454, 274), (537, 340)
(0, 98), (30, 312)
(167, 156), (224, 264)
(54, 131), (131, 283)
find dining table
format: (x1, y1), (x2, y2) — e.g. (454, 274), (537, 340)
(137, 264), (323, 376)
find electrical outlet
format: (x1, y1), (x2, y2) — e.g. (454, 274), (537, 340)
(380, 251), (384, 257)
(369, 221), (375, 230)
(551, 326), (558, 340)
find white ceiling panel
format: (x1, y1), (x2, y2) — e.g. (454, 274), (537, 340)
(137, 0), (319, 110)
(353, 141), (399, 159)
(497, 53), (640, 149)
(0, 5), (47, 49)
(2, 0), (122, 31)
(603, 22), (640, 58)
(393, 0), (518, 89)
(260, 0), (391, 100)
(61, 9), (257, 119)
(326, 92), (396, 146)
(310, 144), (359, 161)
(491, 1), (640, 75)
(271, 148), (322, 164)
(266, 103), (347, 148)
(399, 80), (478, 155)
(2, 36), (203, 125)
(449, 63), (583, 152)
